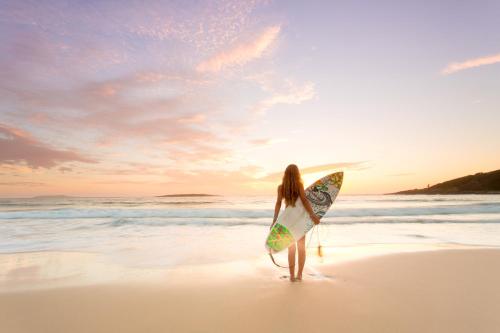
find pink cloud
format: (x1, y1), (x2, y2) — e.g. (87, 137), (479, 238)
(252, 80), (316, 114)
(0, 0), (269, 58)
(157, 166), (266, 194)
(166, 144), (231, 164)
(0, 181), (46, 187)
(259, 162), (367, 182)
(196, 25), (281, 72)
(176, 113), (207, 124)
(249, 138), (287, 147)
(126, 0), (269, 52)
(0, 1), (271, 174)
(2, 70), (232, 166)
(442, 52), (500, 75)
(0, 124), (95, 169)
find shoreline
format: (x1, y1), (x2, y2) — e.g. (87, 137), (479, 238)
(1, 243), (495, 292)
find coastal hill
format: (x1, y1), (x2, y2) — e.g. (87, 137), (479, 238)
(157, 193), (218, 197)
(392, 169), (500, 194)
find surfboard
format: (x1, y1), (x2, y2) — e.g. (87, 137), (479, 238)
(265, 172), (343, 253)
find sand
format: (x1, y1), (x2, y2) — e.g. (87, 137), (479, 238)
(1, 249), (499, 333)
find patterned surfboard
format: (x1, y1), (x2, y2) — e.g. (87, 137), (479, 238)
(265, 172), (343, 253)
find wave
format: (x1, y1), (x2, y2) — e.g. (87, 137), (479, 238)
(2, 203), (500, 220)
(56, 216), (500, 230)
(0, 208), (272, 220)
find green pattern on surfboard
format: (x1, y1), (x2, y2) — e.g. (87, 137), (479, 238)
(266, 223), (294, 252)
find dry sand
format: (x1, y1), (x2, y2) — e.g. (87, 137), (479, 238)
(1, 249), (499, 333)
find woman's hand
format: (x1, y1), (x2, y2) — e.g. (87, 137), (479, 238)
(311, 215), (320, 225)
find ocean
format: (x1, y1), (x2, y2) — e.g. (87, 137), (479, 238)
(1, 194), (500, 271)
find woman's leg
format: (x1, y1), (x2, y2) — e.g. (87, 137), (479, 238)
(296, 236), (306, 280)
(288, 243), (296, 281)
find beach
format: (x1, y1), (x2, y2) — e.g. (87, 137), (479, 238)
(2, 0), (500, 331)
(1, 194), (500, 332)
(1, 248), (499, 333)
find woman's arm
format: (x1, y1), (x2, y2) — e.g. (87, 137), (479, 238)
(299, 184), (320, 224)
(270, 185), (282, 229)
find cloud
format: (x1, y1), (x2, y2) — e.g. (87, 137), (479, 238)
(79, 162), (169, 177)
(92, 180), (157, 185)
(441, 53), (500, 75)
(0, 5), (235, 169)
(250, 138), (287, 146)
(387, 172), (416, 177)
(246, 73), (316, 114)
(259, 162), (367, 181)
(0, 0), (268, 58)
(177, 113), (207, 124)
(0, 181), (46, 186)
(246, 138), (288, 152)
(0, 124), (95, 169)
(1, 68), (234, 167)
(125, 0), (268, 51)
(158, 165), (267, 194)
(0, 0), (285, 184)
(196, 25), (280, 72)
(252, 80), (316, 114)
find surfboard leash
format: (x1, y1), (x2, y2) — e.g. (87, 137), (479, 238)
(306, 224), (323, 257)
(268, 252), (288, 268)
(316, 224), (323, 257)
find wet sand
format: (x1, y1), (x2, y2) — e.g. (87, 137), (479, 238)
(1, 249), (499, 333)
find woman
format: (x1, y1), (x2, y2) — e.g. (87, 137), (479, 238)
(270, 164), (320, 282)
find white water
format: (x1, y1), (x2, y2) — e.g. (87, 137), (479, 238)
(1, 195), (499, 269)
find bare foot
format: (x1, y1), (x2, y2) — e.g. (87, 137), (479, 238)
(296, 274), (302, 282)
(290, 276), (296, 282)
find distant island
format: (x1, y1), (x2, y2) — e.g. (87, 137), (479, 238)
(157, 193), (218, 197)
(392, 169), (500, 194)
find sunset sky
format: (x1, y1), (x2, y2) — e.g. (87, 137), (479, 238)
(1, 0), (499, 197)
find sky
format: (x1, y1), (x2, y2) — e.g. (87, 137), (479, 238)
(0, 0), (499, 197)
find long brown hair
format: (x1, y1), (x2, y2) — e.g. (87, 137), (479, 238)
(281, 164), (303, 207)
